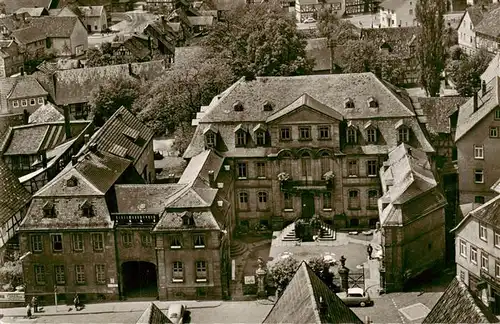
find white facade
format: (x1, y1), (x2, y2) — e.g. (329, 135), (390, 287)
(458, 11), (478, 55)
(379, 0), (417, 28)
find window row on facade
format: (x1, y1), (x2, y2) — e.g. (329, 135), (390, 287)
(34, 264), (106, 286)
(172, 260), (208, 283)
(12, 97), (45, 108)
(459, 235), (500, 279)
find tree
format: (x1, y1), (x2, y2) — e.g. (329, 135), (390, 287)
(307, 257), (335, 289)
(268, 257), (300, 296)
(446, 49), (492, 97)
(89, 75), (143, 126)
(316, 9), (359, 73)
(205, 2), (313, 77)
(415, 0), (446, 97)
(172, 122), (195, 156)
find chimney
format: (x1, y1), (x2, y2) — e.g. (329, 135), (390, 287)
(84, 134), (90, 145)
(22, 109), (29, 124)
(148, 36), (152, 55)
(89, 142), (98, 153)
(41, 151), (47, 168)
(473, 92), (478, 112)
(482, 80), (486, 96)
(20, 67), (24, 76)
(63, 106), (71, 138)
(71, 155), (78, 166)
(208, 170), (215, 188)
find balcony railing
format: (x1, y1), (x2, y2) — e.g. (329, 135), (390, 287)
(280, 179), (332, 191)
(111, 214), (159, 226)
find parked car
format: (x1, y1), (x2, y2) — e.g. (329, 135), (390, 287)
(336, 288), (373, 307)
(303, 17), (316, 23)
(167, 304), (187, 324)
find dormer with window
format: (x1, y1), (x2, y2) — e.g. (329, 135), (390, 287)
(203, 125), (217, 149)
(367, 97), (379, 109)
(80, 200), (94, 217)
(66, 175), (78, 187)
(346, 121), (358, 144)
(364, 121), (378, 144)
(181, 212), (194, 227)
(253, 124), (269, 146)
(234, 124), (248, 147)
(233, 101), (244, 112)
(263, 101), (273, 111)
(395, 119), (410, 143)
(344, 98), (355, 109)
(43, 201), (55, 218)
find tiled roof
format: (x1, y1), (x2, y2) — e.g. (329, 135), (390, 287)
(11, 26), (46, 44)
(136, 303), (173, 324)
(48, 7), (77, 17)
(305, 38), (331, 72)
(114, 184), (187, 214)
(0, 157), (31, 227)
(49, 61), (167, 105)
(475, 5), (500, 38)
(455, 76), (500, 141)
(81, 107), (154, 166)
(418, 96), (469, 134)
(114, 35), (151, 60)
(0, 16), (31, 33)
(423, 278), (499, 324)
(15, 7), (48, 16)
(1, 121), (89, 155)
(174, 46), (206, 68)
(262, 262), (363, 324)
(467, 6), (487, 26)
(5, 0), (52, 14)
(7, 77), (48, 100)
(178, 150), (224, 185)
(19, 196), (113, 230)
(481, 52), (500, 84)
(153, 210), (220, 231)
(457, 193), (500, 230)
(360, 27), (419, 57)
(165, 186), (217, 208)
(29, 16), (81, 38)
(379, 0), (405, 11)
(78, 6), (104, 17)
(28, 102), (65, 124)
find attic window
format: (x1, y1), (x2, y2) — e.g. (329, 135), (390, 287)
(263, 101), (273, 111)
(233, 101), (244, 111)
(66, 175), (78, 187)
(122, 126), (139, 141)
(367, 98), (379, 108)
(43, 202), (55, 218)
(182, 212), (194, 226)
(344, 98), (355, 109)
(81, 200), (94, 217)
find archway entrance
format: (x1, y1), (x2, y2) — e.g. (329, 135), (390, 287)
(121, 261), (157, 299)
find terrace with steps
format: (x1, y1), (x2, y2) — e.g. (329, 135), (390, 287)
(279, 221), (336, 245)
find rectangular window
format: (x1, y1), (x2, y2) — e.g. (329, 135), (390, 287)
(368, 190), (378, 209)
(301, 157), (311, 177)
(196, 261), (207, 282)
(481, 252), (489, 271)
(194, 235), (205, 248)
(320, 155), (330, 175)
(236, 132), (246, 147)
(490, 127), (498, 138)
(170, 236), (182, 249)
(72, 233), (83, 252)
(496, 260), (500, 278)
(366, 128), (377, 143)
(284, 192), (293, 210)
(256, 162), (266, 178)
(91, 233), (104, 252)
(30, 98), (35, 106)
(495, 109), (500, 120)
(367, 160), (378, 177)
(470, 246), (478, 264)
(348, 160), (358, 177)
(460, 270), (465, 282)
(34, 265), (45, 285)
(495, 231), (500, 248)
(54, 265), (65, 285)
(398, 127), (410, 143)
(75, 265), (85, 284)
(280, 127), (291, 141)
(122, 232), (133, 247)
(299, 126), (311, 140)
(474, 145), (484, 159)
(31, 235), (42, 253)
(95, 264), (106, 284)
(256, 131), (266, 146)
(460, 239), (467, 257)
(475, 196), (485, 204)
(474, 169), (484, 183)
(348, 190), (360, 209)
(257, 192), (268, 210)
(237, 162), (247, 178)
(238, 192), (249, 210)
(51, 234), (63, 252)
(38, 97), (44, 104)
(141, 234), (152, 247)
(172, 261), (183, 282)
(318, 126), (330, 139)
(323, 192), (332, 209)
(479, 224), (488, 241)
(21, 99), (27, 107)
(12, 100), (19, 108)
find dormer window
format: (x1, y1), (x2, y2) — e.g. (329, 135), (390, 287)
(263, 101), (273, 111)
(395, 119), (410, 143)
(204, 126), (217, 149)
(367, 97), (379, 108)
(81, 200), (94, 217)
(234, 124), (247, 147)
(66, 175), (78, 187)
(43, 201), (55, 218)
(256, 131), (266, 146)
(182, 212), (194, 226)
(346, 123), (357, 144)
(233, 101), (244, 111)
(344, 98), (355, 109)
(366, 127), (377, 143)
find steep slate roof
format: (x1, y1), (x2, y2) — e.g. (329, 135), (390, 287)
(267, 93), (343, 123)
(453, 193), (500, 232)
(81, 107), (154, 166)
(423, 278), (500, 324)
(0, 157), (32, 227)
(5, 0), (52, 14)
(15, 7), (49, 16)
(475, 5), (500, 38)
(455, 76), (500, 141)
(7, 77), (48, 100)
(153, 210), (220, 231)
(1, 121), (89, 155)
(178, 149), (224, 185)
(11, 26), (46, 44)
(48, 7), (77, 17)
(418, 96), (469, 134)
(305, 38), (331, 72)
(466, 6), (487, 26)
(379, 144), (446, 226)
(360, 27), (419, 57)
(78, 6), (104, 17)
(136, 303), (173, 324)
(28, 16), (81, 38)
(114, 184), (187, 214)
(263, 262), (363, 324)
(28, 102), (65, 124)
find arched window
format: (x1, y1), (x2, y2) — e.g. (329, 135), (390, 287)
(280, 152), (292, 175)
(347, 128), (357, 144)
(238, 192), (249, 210)
(301, 152), (312, 177)
(320, 151), (331, 175)
(257, 192), (268, 210)
(283, 192), (293, 210)
(348, 190), (360, 209)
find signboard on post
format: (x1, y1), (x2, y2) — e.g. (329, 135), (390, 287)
(244, 276), (255, 285)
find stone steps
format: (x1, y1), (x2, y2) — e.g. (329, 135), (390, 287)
(230, 241), (248, 258)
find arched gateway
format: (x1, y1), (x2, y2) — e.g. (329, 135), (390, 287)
(121, 261), (158, 298)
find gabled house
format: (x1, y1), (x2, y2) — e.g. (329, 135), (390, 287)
(28, 102), (65, 124)
(4, 0), (53, 14)
(78, 6), (108, 33)
(144, 16), (179, 56)
(0, 75), (49, 115)
(475, 5), (500, 54)
(186, 16), (213, 34)
(345, 0), (377, 15)
(111, 35), (153, 62)
(379, 0), (417, 28)
(15, 7), (50, 17)
(262, 261), (363, 324)
(48, 7), (78, 17)
(457, 6), (487, 55)
(0, 40), (25, 77)
(295, 0), (344, 23)
(378, 143), (447, 292)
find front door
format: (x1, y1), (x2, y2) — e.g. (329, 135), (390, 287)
(301, 192), (315, 219)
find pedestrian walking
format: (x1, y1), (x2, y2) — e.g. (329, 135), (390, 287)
(367, 244), (373, 260)
(31, 296), (38, 313)
(26, 303), (32, 319)
(73, 294), (80, 311)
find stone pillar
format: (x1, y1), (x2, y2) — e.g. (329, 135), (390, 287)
(379, 260), (386, 294)
(256, 258), (267, 299)
(338, 255), (350, 292)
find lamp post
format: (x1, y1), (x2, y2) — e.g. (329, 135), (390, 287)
(54, 285), (57, 313)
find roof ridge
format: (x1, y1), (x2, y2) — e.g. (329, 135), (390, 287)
(301, 263), (323, 324)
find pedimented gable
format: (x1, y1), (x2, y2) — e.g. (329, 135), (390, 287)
(272, 106), (341, 125)
(35, 168), (103, 197)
